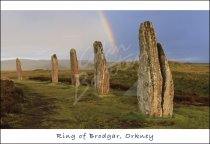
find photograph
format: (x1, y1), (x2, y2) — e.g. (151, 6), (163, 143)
(1, 10), (209, 130)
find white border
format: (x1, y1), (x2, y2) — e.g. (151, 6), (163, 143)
(1, 129), (210, 143)
(1, 1), (209, 10)
(1, 1), (209, 144)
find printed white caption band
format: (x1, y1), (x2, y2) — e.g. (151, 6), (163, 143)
(1, 129), (209, 143)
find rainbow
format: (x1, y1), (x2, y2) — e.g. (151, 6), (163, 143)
(98, 11), (116, 49)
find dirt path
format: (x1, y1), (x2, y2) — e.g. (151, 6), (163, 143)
(14, 82), (59, 128)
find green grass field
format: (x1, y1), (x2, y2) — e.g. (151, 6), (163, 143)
(1, 61), (209, 128)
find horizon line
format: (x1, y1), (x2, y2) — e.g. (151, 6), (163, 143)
(1, 58), (209, 64)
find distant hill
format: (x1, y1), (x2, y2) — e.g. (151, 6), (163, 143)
(2, 59), (208, 71)
(1, 59), (94, 71)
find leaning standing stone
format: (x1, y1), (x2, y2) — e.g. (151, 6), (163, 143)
(93, 41), (110, 95)
(157, 43), (174, 118)
(51, 54), (58, 83)
(16, 58), (23, 80)
(70, 48), (80, 87)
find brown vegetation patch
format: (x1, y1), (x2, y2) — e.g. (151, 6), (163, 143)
(1, 79), (25, 128)
(174, 90), (209, 106)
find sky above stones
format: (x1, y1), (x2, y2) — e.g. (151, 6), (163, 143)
(1, 11), (209, 63)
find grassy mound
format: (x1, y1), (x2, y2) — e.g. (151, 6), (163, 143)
(0, 80), (24, 128)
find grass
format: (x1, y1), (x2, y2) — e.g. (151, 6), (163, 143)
(173, 71), (209, 97)
(5, 80), (143, 128)
(2, 79), (209, 129)
(1, 61), (209, 128)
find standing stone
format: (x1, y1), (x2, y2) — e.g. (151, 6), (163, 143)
(51, 54), (58, 83)
(93, 41), (110, 95)
(137, 21), (163, 118)
(157, 43), (174, 118)
(16, 58), (23, 80)
(70, 48), (80, 87)
(137, 21), (174, 118)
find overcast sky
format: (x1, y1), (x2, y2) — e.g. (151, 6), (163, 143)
(1, 11), (209, 63)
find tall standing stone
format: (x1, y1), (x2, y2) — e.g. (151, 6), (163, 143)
(157, 43), (174, 118)
(16, 58), (23, 80)
(137, 21), (163, 118)
(137, 21), (174, 118)
(70, 48), (80, 87)
(51, 54), (58, 83)
(93, 41), (110, 95)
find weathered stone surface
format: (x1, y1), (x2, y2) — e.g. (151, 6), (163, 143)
(51, 54), (58, 83)
(93, 41), (110, 95)
(137, 21), (174, 118)
(16, 58), (23, 80)
(137, 21), (163, 118)
(70, 48), (80, 87)
(157, 43), (174, 118)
